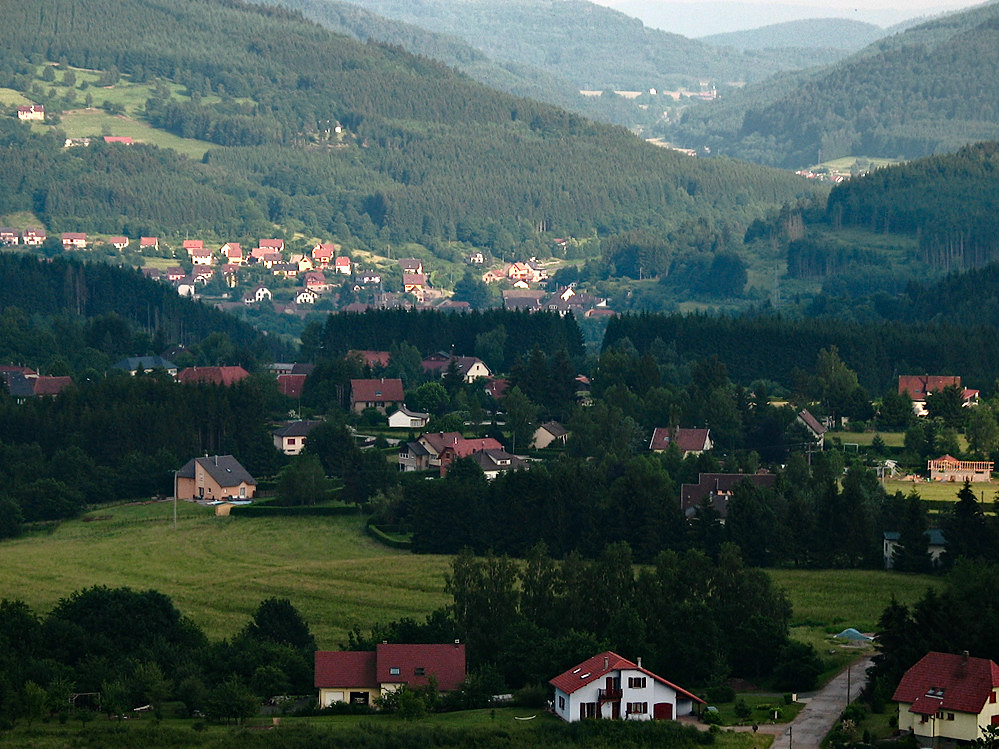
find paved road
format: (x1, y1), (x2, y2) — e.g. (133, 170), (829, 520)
(769, 657), (873, 749)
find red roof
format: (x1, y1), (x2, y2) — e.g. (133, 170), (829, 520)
(315, 644), (466, 691)
(550, 651), (704, 704)
(103, 136), (134, 144)
(278, 373), (307, 398)
(376, 643), (466, 691)
(898, 375), (961, 400)
(259, 238), (284, 250)
(650, 427), (711, 452)
(348, 350), (391, 368)
(893, 652), (999, 715)
(140, 236), (158, 246)
(315, 651), (377, 689)
(350, 378), (404, 404)
(176, 366), (250, 386)
(183, 240), (203, 250)
(32, 376), (73, 397)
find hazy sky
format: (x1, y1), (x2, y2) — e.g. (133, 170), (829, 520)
(590, 0), (989, 35)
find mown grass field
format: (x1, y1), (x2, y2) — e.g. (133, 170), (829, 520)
(57, 110), (213, 159)
(0, 504), (943, 657)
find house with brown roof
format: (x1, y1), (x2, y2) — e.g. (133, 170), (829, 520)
(422, 355), (491, 383)
(21, 229), (45, 246)
(277, 373), (308, 398)
(108, 236), (129, 250)
(679, 472), (777, 519)
(304, 271), (329, 291)
(140, 236), (159, 251)
(797, 409), (827, 448)
(533, 420), (568, 449)
(402, 272), (426, 301)
(17, 104), (44, 121)
(190, 248), (214, 266)
(61, 232), (87, 249)
(348, 350), (391, 369)
(176, 366), (250, 386)
(259, 238), (285, 252)
(315, 642), (466, 708)
(174, 454), (256, 501)
(550, 651), (703, 723)
(0, 228), (17, 246)
(893, 651), (999, 745)
(350, 378), (404, 414)
(649, 427), (712, 457)
(398, 258), (424, 275)
(398, 431), (504, 474)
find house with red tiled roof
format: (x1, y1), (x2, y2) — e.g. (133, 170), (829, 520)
(22, 229), (45, 246)
(139, 236), (159, 251)
(17, 104), (44, 121)
(315, 642), (466, 708)
(899, 375), (979, 418)
(220, 242), (243, 264)
(61, 232), (87, 249)
(304, 270), (329, 292)
(108, 236), (129, 250)
(550, 651), (703, 723)
(350, 378), (404, 414)
(402, 272), (426, 301)
(182, 240), (204, 253)
(679, 472), (777, 519)
(0, 228), (17, 246)
(176, 366), (250, 386)
(311, 243), (337, 267)
(277, 373), (308, 399)
(649, 427), (712, 457)
(190, 247), (214, 266)
(893, 651), (999, 745)
(259, 238), (284, 252)
(347, 350), (391, 369)
(333, 255), (351, 275)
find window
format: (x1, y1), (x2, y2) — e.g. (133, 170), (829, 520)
(921, 715), (929, 724)
(947, 713), (955, 721)
(389, 667), (400, 676)
(414, 667), (425, 676)
(628, 677), (647, 689)
(627, 702), (648, 714)
(992, 693), (997, 704)
(558, 696), (565, 710)
(288, 438), (296, 445)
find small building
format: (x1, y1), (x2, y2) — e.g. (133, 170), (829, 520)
(182, 239), (204, 253)
(190, 248), (214, 266)
(139, 236), (159, 251)
(333, 256), (351, 275)
(273, 420), (321, 456)
(315, 642), (466, 708)
(398, 258), (424, 275)
(679, 472), (777, 519)
(21, 229), (45, 246)
(17, 104), (44, 121)
(61, 232), (87, 249)
(244, 285), (272, 304)
(0, 228), (19, 245)
(277, 373), (308, 398)
(649, 427), (712, 457)
(174, 455), (256, 501)
(928, 455), (993, 483)
(387, 405), (430, 430)
(350, 378), (405, 414)
(797, 409), (827, 448)
(113, 355), (178, 377)
(108, 236), (130, 250)
(899, 375), (979, 417)
(550, 651), (703, 723)
(533, 420), (568, 449)
(883, 530), (947, 570)
(470, 448), (528, 480)
(893, 651), (999, 746)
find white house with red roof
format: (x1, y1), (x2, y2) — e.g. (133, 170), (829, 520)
(108, 236), (129, 250)
(17, 104), (44, 121)
(139, 236), (159, 251)
(220, 242), (243, 264)
(315, 642), (466, 708)
(259, 238), (284, 252)
(333, 255), (352, 275)
(550, 651), (703, 722)
(61, 232), (87, 249)
(898, 375), (979, 417)
(893, 651), (999, 745)
(182, 239), (204, 254)
(312, 242), (337, 267)
(190, 247), (214, 266)
(22, 229), (45, 246)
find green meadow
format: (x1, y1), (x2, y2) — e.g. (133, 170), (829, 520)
(0, 503), (941, 656)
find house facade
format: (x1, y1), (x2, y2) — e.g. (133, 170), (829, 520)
(174, 455), (257, 501)
(533, 420), (568, 449)
(315, 643), (466, 708)
(893, 651), (999, 747)
(272, 420), (321, 455)
(550, 651), (703, 723)
(388, 405), (430, 430)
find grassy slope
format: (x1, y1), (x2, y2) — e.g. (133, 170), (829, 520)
(0, 503), (941, 657)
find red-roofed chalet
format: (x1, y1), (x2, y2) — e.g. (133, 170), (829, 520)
(315, 643), (466, 708)
(893, 651), (999, 743)
(550, 651), (703, 722)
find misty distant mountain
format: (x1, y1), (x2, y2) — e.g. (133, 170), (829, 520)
(699, 18), (887, 53)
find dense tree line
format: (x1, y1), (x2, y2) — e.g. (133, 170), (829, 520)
(0, 589), (316, 727)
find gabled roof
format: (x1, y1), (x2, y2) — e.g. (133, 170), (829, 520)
(175, 455), (256, 488)
(277, 373), (308, 398)
(680, 472), (777, 518)
(315, 650), (377, 689)
(375, 643), (466, 691)
(273, 420), (321, 438)
(893, 651), (999, 715)
(550, 651), (704, 704)
(350, 378), (404, 403)
(797, 409), (827, 437)
(176, 366), (250, 386)
(348, 350), (391, 368)
(32, 376), (73, 396)
(113, 355), (176, 372)
(898, 375), (961, 400)
(650, 427), (711, 452)
(538, 420), (568, 439)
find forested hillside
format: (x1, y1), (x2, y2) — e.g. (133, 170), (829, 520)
(699, 18), (887, 55)
(0, 0), (811, 259)
(662, 3), (999, 167)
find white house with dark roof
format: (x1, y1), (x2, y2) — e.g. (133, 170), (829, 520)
(550, 651), (703, 723)
(388, 405), (430, 430)
(796, 409), (827, 448)
(272, 420), (322, 455)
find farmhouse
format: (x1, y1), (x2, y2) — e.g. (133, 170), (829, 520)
(898, 375), (979, 417)
(550, 651), (703, 723)
(350, 378), (404, 414)
(174, 455), (256, 501)
(315, 642), (466, 708)
(893, 651), (999, 746)
(112, 355), (178, 377)
(22, 229), (45, 246)
(17, 104), (44, 121)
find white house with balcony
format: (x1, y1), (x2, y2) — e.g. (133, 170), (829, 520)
(550, 651), (703, 723)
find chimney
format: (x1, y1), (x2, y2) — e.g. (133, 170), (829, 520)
(604, 656), (609, 670)
(963, 650), (969, 664)
(637, 656), (642, 668)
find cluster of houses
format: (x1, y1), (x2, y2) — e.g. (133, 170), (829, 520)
(0, 365), (74, 401)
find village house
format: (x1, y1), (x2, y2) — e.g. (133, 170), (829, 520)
(387, 405), (430, 430)
(112, 356), (178, 377)
(350, 378), (404, 414)
(0, 369), (73, 402)
(679, 472), (778, 519)
(304, 271), (329, 292)
(61, 232), (87, 249)
(333, 255), (352, 275)
(883, 530), (947, 569)
(277, 373), (308, 398)
(398, 258), (424, 275)
(422, 354), (491, 383)
(533, 420), (568, 449)
(17, 104), (44, 121)
(259, 238), (284, 253)
(550, 651), (704, 723)
(797, 409), (828, 448)
(295, 289), (319, 305)
(190, 247), (214, 266)
(398, 431), (503, 474)
(899, 375), (979, 417)
(649, 427), (713, 457)
(220, 242), (243, 264)
(470, 448), (528, 480)
(139, 236), (159, 251)
(166, 267), (186, 282)
(174, 454), (256, 501)
(312, 242), (336, 267)
(927, 455), (993, 483)
(502, 289), (544, 310)
(347, 350), (391, 369)
(108, 236), (129, 250)
(244, 285), (272, 304)
(182, 239), (204, 254)
(21, 229), (45, 246)
(271, 262), (298, 277)
(0, 228), (18, 246)
(315, 643), (466, 708)
(402, 272), (426, 301)
(272, 421), (321, 456)
(893, 651), (999, 746)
